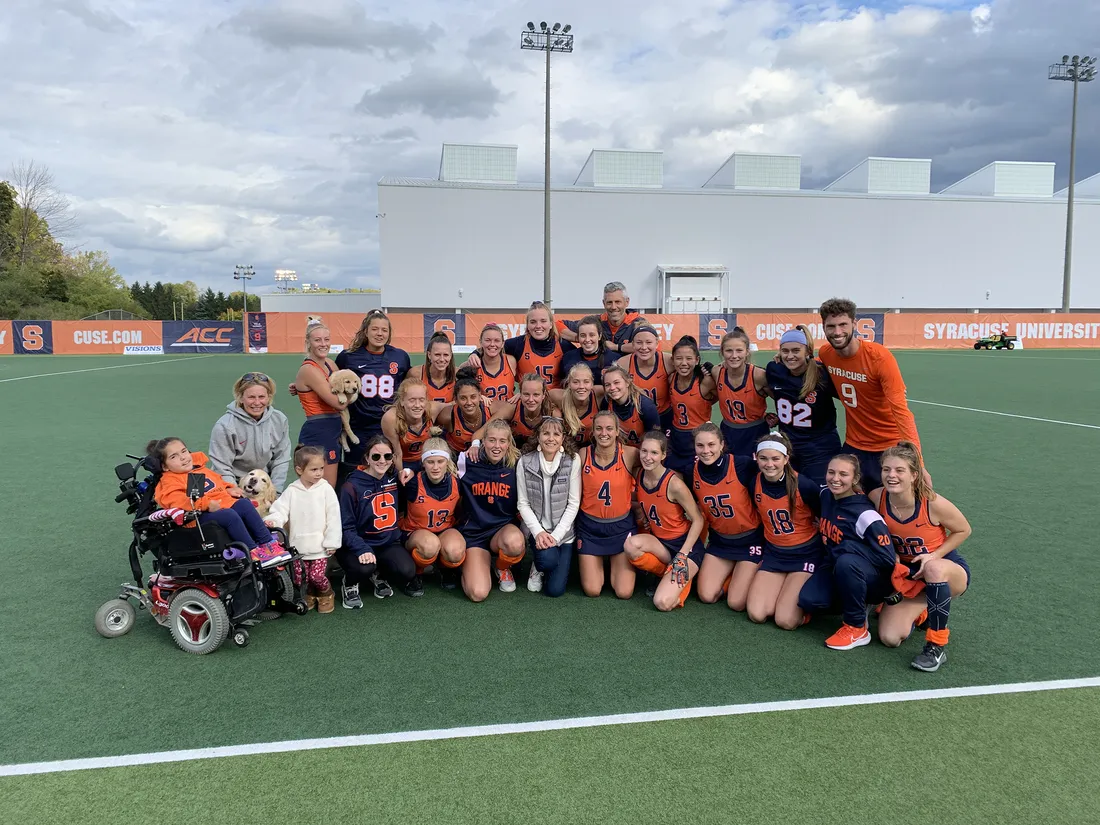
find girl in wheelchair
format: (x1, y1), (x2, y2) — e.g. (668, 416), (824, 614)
(147, 437), (290, 566)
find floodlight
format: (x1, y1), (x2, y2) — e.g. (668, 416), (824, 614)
(540, 21), (547, 30)
(562, 24), (571, 33)
(552, 23), (560, 31)
(1063, 54), (1069, 63)
(523, 36), (533, 45)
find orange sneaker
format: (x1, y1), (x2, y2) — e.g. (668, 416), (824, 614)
(825, 623), (871, 650)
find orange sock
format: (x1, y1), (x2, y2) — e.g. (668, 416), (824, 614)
(629, 552), (668, 577)
(410, 547), (435, 569)
(721, 573), (733, 596)
(496, 551), (523, 570)
(926, 628), (950, 646)
(439, 551), (466, 569)
(676, 578), (693, 608)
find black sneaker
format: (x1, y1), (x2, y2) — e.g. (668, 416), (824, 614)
(370, 574), (394, 599)
(440, 568), (459, 591)
(404, 575), (425, 598)
(644, 574), (658, 598)
(911, 643), (947, 672)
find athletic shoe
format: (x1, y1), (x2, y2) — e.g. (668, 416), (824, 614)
(644, 574), (658, 598)
(440, 568), (459, 591)
(404, 575), (425, 598)
(911, 643), (947, 672)
(251, 540), (292, 568)
(497, 568), (517, 593)
(825, 623), (872, 650)
(371, 574), (394, 599)
(342, 582), (363, 609)
(527, 566), (544, 593)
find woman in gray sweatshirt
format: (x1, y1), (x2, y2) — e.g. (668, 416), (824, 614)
(209, 372), (292, 491)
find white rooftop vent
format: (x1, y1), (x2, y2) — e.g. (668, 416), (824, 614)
(824, 157), (931, 194)
(1056, 170), (1100, 199)
(574, 149), (663, 188)
(438, 143), (518, 184)
(939, 161), (1055, 197)
(703, 152), (801, 190)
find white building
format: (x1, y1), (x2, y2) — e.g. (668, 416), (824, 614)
(378, 145), (1100, 311)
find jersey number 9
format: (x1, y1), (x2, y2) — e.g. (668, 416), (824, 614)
(840, 383), (857, 408)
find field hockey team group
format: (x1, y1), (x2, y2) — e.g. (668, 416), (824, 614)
(155, 283), (972, 673)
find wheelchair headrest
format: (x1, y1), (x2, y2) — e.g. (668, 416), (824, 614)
(141, 453), (162, 474)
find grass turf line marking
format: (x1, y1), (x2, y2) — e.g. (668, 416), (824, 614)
(3, 677), (1098, 778)
(0, 355), (213, 383)
(909, 399), (1100, 430)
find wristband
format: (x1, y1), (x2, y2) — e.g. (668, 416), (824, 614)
(471, 439), (482, 448)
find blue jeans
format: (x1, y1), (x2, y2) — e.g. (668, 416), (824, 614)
(199, 499), (273, 550)
(533, 538), (573, 598)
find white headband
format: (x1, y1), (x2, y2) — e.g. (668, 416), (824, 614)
(755, 440), (789, 456)
(421, 449), (450, 461)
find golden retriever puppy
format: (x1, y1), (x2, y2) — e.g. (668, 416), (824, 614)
(328, 369), (361, 451)
(239, 469), (277, 516)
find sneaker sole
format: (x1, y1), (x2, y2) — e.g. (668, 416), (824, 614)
(826, 633), (872, 651)
(342, 601), (362, 609)
(499, 584), (517, 593)
(911, 654), (946, 672)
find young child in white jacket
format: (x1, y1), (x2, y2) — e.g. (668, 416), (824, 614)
(265, 445), (342, 613)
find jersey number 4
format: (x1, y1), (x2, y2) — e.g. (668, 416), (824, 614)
(371, 493), (397, 529)
(775, 398), (811, 428)
(597, 480), (613, 507)
(645, 504), (663, 528)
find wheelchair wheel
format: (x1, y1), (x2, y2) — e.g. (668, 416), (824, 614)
(95, 598), (136, 638)
(231, 629), (250, 648)
(168, 588), (230, 654)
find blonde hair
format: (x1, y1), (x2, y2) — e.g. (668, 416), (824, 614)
(561, 362), (595, 440)
(304, 322), (330, 354)
(420, 436), (458, 477)
(350, 309), (391, 351)
(390, 377), (439, 441)
(602, 364), (641, 410)
(233, 373), (276, 407)
(881, 441), (934, 502)
(526, 300), (557, 342)
(484, 418), (520, 468)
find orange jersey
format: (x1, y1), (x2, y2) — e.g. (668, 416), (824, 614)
(669, 375), (713, 434)
(580, 446), (635, 521)
(629, 354), (671, 413)
(399, 418), (433, 467)
(569, 395), (599, 446)
(753, 474), (819, 549)
(716, 364), (767, 426)
(399, 473), (461, 533)
(477, 357), (517, 402)
(154, 452), (236, 512)
(518, 336), (566, 388)
(509, 403), (543, 442)
(298, 359), (338, 416)
(818, 340), (921, 453)
(877, 495), (946, 561)
(445, 403), (489, 453)
(636, 469), (689, 540)
(420, 365), (455, 404)
(691, 460), (759, 538)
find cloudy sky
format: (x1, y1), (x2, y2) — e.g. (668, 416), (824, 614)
(3, 0), (1098, 292)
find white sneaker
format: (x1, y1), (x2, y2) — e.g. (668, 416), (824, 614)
(527, 566), (544, 593)
(497, 567), (517, 593)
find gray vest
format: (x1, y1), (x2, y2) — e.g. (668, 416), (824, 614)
(520, 451), (574, 529)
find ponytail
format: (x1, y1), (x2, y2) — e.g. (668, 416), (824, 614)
(672, 335), (704, 382)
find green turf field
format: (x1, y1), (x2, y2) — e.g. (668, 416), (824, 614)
(1, 349), (1098, 823)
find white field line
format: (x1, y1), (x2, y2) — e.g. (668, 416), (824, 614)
(0, 355), (213, 383)
(2, 677), (1098, 778)
(909, 399), (1100, 430)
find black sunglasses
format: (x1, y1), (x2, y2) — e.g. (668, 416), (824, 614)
(369, 451), (394, 462)
(243, 372), (270, 382)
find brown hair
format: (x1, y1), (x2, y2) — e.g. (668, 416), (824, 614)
(720, 326), (752, 353)
(755, 431), (797, 510)
(881, 441), (934, 502)
(602, 364), (642, 410)
(145, 437), (185, 472)
(424, 331), (457, 387)
(575, 314), (607, 356)
(780, 324), (821, 401)
(692, 421), (725, 451)
(591, 409), (624, 445)
(517, 373), (555, 419)
(830, 454), (863, 494)
(523, 416), (578, 457)
(349, 309), (392, 351)
(293, 444), (325, 469)
(818, 297), (857, 323)
(641, 429), (668, 455)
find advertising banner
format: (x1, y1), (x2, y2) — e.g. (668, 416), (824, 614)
(423, 313), (466, 349)
(162, 321), (243, 353)
(247, 313), (268, 353)
(52, 321), (164, 355)
(738, 313), (885, 350)
(698, 314), (738, 350)
(882, 313), (1100, 349)
(0, 321), (12, 355)
(12, 321), (53, 354)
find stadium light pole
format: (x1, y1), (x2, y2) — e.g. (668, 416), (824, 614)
(1049, 55), (1096, 312)
(274, 268), (298, 293)
(521, 21), (573, 307)
(233, 264), (254, 321)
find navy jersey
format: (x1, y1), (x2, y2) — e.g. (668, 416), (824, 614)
(817, 489), (895, 566)
(560, 347), (617, 386)
(335, 345), (411, 434)
(562, 313), (643, 350)
(339, 468), (401, 554)
(765, 359), (840, 457)
(456, 452), (518, 534)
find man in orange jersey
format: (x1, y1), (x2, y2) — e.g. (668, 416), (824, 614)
(817, 298), (926, 489)
(557, 281), (644, 354)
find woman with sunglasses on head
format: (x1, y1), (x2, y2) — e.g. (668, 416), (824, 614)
(335, 309), (411, 465)
(618, 323), (673, 433)
(516, 416), (582, 596)
(293, 322), (351, 488)
(466, 301), (574, 389)
(420, 331), (457, 404)
(337, 435), (417, 605)
(456, 419), (525, 601)
(209, 371), (292, 492)
(560, 315), (617, 387)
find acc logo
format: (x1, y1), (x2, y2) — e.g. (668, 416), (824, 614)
(433, 319), (456, 344)
(171, 327), (234, 347)
(389, 361), (399, 375)
(707, 318), (728, 348)
(21, 325), (45, 351)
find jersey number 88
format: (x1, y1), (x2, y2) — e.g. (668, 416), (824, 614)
(360, 374), (395, 399)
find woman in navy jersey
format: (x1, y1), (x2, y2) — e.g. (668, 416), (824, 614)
(456, 419), (525, 601)
(337, 434), (416, 605)
(709, 327), (769, 458)
(689, 423), (763, 612)
(763, 325), (840, 483)
(335, 310), (411, 464)
(560, 315), (617, 386)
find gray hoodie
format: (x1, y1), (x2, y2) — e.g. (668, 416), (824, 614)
(209, 402), (292, 491)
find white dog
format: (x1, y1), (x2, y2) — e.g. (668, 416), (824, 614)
(239, 469), (277, 517)
(328, 369), (361, 451)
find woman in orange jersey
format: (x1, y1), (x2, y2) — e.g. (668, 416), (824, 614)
(474, 323), (519, 403)
(549, 363), (602, 449)
(618, 324), (672, 431)
(293, 322), (351, 488)
(488, 373), (560, 447)
(399, 437), (466, 594)
(870, 442), (972, 672)
(624, 431), (707, 612)
(666, 335), (716, 477)
(745, 432), (825, 629)
(690, 423), (764, 611)
(466, 302), (574, 389)
(380, 377), (446, 480)
(709, 326), (770, 458)
(601, 365), (661, 447)
(576, 410), (641, 598)
(419, 331), (457, 404)
(437, 367), (491, 457)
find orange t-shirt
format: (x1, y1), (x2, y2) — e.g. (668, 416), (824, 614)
(818, 340), (921, 453)
(155, 452), (237, 512)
